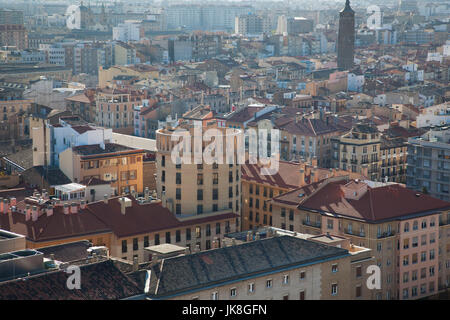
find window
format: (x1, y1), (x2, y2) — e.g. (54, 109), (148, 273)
(176, 230), (181, 242)
(159, 231), (169, 244)
(197, 173), (203, 185)
(186, 228), (191, 241)
(403, 255), (409, 266)
(213, 173), (218, 185)
(197, 205), (203, 214)
(176, 188), (181, 200)
(133, 238), (138, 251)
(283, 275), (289, 285)
(403, 272), (409, 283)
(212, 189), (218, 200)
(216, 223), (221, 234)
(197, 189), (203, 201)
(154, 234), (160, 245)
(144, 236), (149, 248)
(422, 220), (427, 229)
(356, 266), (362, 278)
(299, 291), (305, 300)
(300, 271), (306, 280)
(404, 222), (409, 232)
(176, 172), (181, 184)
(206, 224), (211, 237)
(266, 279), (273, 288)
(161, 170), (165, 182)
(412, 270), (418, 281)
(356, 285), (362, 298)
(230, 288), (237, 297)
(229, 186), (233, 198)
(122, 240), (127, 253)
(248, 283), (255, 293)
(331, 283), (338, 295)
(211, 292), (218, 300)
(328, 219), (334, 230)
(196, 226), (201, 238)
(332, 264), (338, 273)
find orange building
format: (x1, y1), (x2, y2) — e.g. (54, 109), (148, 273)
(241, 160), (364, 231)
(59, 143), (146, 195)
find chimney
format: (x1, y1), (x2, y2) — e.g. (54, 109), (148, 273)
(71, 202), (78, 214)
(299, 168), (305, 186)
(63, 203), (69, 215)
(25, 204), (31, 221)
(32, 206), (38, 221)
(80, 200), (86, 209)
(46, 205), (53, 217)
(312, 166), (319, 183)
(161, 191), (166, 208)
(119, 197), (132, 215)
(10, 197), (16, 206)
(133, 256), (139, 272)
(103, 194), (108, 204)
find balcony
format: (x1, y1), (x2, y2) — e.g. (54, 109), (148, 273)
(302, 220), (321, 228)
(377, 231), (396, 239)
(344, 229), (365, 237)
(341, 158), (348, 163)
(350, 159), (358, 165)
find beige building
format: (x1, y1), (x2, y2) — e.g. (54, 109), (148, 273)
(331, 123), (380, 181)
(271, 176), (450, 300)
(141, 229), (375, 300)
(156, 121), (241, 220)
(95, 88), (146, 134)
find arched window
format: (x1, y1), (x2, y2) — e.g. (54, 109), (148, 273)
(421, 220), (427, 229)
(413, 221), (418, 231)
(404, 222), (409, 232)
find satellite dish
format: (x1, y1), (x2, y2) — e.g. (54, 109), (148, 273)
(66, 5), (81, 30)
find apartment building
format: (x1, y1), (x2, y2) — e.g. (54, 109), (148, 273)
(95, 88), (146, 132)
(331, 123), (380, 181)
(406, 126), (450, 201)
(241, 160), (364, 231)
(59, 143), (146, 194)
(32, 116), (113, 167)
(278, 113), (344, 167)
(156, 120), (241, 219)
(380, 135), (408, 183)
(271, 176), (450, 300)
(0, 192), (237, 263)
(139, 231), (374, 300)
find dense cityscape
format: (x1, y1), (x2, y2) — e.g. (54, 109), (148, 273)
(0, 0), (449, 304)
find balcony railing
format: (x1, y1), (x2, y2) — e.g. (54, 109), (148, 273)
(344, 229), (365, 237)
(377, 231), (396, 239)
(350, 159), (358, 164)
(303, 220), (321, 228)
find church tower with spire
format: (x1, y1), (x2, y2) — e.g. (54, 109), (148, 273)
(337, 0), (355, 71)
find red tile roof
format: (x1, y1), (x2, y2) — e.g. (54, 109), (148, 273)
(0, 203), (111, 243)
(298, 180), (450, 222)
(86, 197), (237, 238)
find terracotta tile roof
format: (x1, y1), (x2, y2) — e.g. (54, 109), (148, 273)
(79, 177), (110, 186)
(299, 180), (450, 222)
(227, 106), (264, 124)
(86, 197), (237, 238)
(0, 203), (111, 243)
(279, 118), (342, 136)
(0, 260), (142, 300)
(65, 93), (92, 104)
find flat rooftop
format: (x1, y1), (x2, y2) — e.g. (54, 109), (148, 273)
(145, 243), (186, 255)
